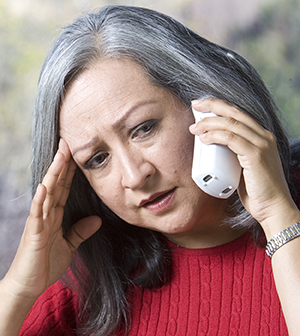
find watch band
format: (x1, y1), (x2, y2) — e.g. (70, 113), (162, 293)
(266, 221), (300, 258)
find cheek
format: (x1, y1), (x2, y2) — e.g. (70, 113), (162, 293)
(93, 181), (137, 224)
(92, 180), (120, 205)
(166, 129), (194, 173)
(181, 132), (194, 163)
(83, 171), (123, 211)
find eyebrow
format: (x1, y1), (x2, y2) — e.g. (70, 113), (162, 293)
(71, 100), (158, 157)
(111, 100), (158, 130)
(72, 137), (99, 157)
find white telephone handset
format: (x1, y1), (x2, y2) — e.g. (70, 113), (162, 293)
(192, 109), (241, 199)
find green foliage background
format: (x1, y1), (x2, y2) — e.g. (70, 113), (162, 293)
(227, 0), (300, 137)
(0, 0), (299, 278)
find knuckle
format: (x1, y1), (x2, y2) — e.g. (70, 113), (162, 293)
(226, 117), (239, 128)
(29, 208), (40, 219)
(252, 139), (271, 162)
(47, 188), (55, 197)
(64, 236), (77, 251)
(260, 131), (276, 151)
(265, 130), (277, 144)
(52, 200), (62, 209)
(261, 138), (270, 151)
(64, 181), (72, 191)
(225, 131), (236, 143)
(57, 176), (67, 187)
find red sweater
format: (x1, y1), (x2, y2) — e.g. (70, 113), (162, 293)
(19, 232), (288, 335)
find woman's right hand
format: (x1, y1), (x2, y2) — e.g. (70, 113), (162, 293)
(0, 138), (102, 335)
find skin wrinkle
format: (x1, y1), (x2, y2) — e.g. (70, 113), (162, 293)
(8, 8), (297, 336)
(59, 58), (244, 248)
(71, 101), (162, 157)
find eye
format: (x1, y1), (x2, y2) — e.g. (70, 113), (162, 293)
(131, 120), (157, 140)
(84, 152), (109, 170)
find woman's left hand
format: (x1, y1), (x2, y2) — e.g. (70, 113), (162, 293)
(190, 98), (300, 239)
(190, 98), (300, 336)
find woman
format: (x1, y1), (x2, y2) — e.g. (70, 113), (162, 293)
(1, 5), (300, 336)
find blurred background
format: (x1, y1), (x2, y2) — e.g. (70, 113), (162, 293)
(1, 0), (300, 279)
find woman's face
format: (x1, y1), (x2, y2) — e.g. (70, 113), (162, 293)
(60, 59), (229, 246)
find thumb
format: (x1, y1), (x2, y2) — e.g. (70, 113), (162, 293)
(64, 216), (102, 251)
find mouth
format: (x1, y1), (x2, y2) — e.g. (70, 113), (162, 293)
(139, 188), (176, 213)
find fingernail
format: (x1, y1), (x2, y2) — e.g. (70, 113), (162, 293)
(191, 100), (203, 107)
(36, 183), (44, 195)
(58, 138), (65, 152)
(53, 150), (61, 162)
(189, 123), (197, 131)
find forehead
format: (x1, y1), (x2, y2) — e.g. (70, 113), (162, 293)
(58, 58), (177, 149)
(59, 59), (156, 130)
(61, 59), (152, 115)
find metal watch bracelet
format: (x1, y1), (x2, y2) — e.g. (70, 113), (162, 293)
(266, 221), (300, 258)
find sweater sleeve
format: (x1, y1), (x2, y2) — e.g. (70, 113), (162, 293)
(19, 281), (79, 336)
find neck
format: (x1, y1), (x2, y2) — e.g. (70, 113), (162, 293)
(163, 225), (248, 249)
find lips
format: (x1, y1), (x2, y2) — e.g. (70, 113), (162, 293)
(139, 188), (176, 213)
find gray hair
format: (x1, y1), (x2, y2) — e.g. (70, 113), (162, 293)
(31, 6), (293, 334)
(32, 5), (290, 230)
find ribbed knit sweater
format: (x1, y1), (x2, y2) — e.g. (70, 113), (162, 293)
(19, 232), (288, 335)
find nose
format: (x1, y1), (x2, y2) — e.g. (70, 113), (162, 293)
(120, 151), (156, 190)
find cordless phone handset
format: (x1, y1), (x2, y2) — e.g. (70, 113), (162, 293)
(191, 109), (241, 199)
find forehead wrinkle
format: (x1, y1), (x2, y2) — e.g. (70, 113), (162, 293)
(60, 82), (107, 142)
(61, 58), (159, 131)
(59, 58), (167, 158)
(71, 136), (99, 157)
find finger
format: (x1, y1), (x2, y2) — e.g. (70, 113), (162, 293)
(193, 114), (256, 141)
(194, 114), (275, 153)
(191, 99), (277, 157)
(26, 184), (47, 235)
(64, 216), (102, 252)
(199, 129), (256, 161)
(56, 157), (77, 208)
(192, 98), (266, 137)
(199, 129), (278, 171)
(58, 137), (71, 161)
(42, 151), (66, 216)
(52, 139), (77, 208)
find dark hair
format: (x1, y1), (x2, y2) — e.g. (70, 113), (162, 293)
(31, 5), (300, 335)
